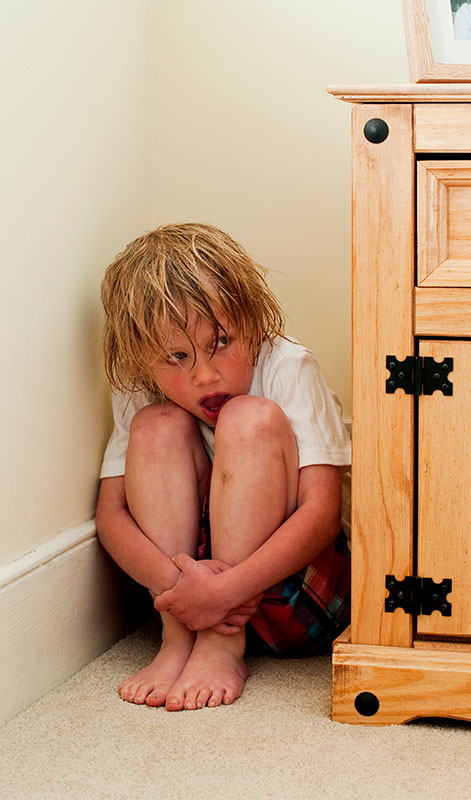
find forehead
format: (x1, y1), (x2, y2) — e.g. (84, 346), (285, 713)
(161, 308), (231, 347)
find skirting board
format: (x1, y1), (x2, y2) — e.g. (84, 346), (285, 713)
(0, 521), (142, 726)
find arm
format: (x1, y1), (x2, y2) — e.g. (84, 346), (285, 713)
(95, 476), (180, 594)
(224, 463), (342, 605)
(96, 477), (261, 628)
(154, 464), (342, 629)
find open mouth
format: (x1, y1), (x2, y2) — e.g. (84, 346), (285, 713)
(199, 393), (230, 421)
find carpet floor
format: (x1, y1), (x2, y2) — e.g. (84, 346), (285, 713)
(2, 622), (471, 800)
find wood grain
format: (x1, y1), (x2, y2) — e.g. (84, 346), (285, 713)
(327, 85), (471, 103)
(417, 340), (471, 637)
(351, 104), (415, 647)
(415, 287), (471, 336)
(417, 160), (471, 286)
(415, 105), (471, 152)
(332, 635), (471, 725)
(401, 0), (471, 84)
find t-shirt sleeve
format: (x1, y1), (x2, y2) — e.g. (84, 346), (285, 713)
(99, 391), (147, 478)
(268, 346), (351, 469)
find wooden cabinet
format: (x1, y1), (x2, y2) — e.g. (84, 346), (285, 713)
(328, 85), (471, 725)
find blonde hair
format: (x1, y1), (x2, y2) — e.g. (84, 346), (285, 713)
(101, 223), (285, 399)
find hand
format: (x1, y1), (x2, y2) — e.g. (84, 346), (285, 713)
(153, 554), (262, 634)
(154, 554), (230, 630)
(211, 593), (263, 635)
(198, 559), (263, 634)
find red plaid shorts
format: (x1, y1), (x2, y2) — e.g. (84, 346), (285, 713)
(197, 502), (351, 658)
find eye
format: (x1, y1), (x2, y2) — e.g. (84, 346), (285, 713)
(215, 334), (230, 349)
(166, 351), (188, 365)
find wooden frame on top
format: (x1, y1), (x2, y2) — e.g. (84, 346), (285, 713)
(402, 0), (471, 82)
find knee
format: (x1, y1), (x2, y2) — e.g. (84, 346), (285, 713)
(129, 402), (197, 451)
(215, 396), (290, 448)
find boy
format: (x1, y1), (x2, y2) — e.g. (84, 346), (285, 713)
(96, 223), (351, 711)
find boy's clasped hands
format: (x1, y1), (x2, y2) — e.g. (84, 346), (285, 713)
(154, 554), (262, 635)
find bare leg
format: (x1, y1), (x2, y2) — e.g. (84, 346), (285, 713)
(118, 403), (211, 707)
(165, 396), (299, 710)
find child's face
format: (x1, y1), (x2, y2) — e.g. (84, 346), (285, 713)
(149, 310), (254, 427)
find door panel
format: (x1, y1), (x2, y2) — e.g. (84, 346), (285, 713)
(417, 161), (471, 287)
(417, 339), (471, 636)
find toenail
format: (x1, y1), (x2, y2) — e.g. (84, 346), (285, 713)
(185, 702), (192, 709)
(196, 702), (202, 708)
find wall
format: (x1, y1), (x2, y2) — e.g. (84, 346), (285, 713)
(2, 0), (152, 564)
(1, 0), (152, 724)
(152, 0), (410, 420)
(1, 0), (409, 723)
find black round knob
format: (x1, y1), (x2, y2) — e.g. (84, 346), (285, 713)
(354, 691), (380, 717)
(364, 118), (389, 144)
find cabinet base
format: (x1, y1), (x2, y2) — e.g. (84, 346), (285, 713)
(332, 629), (471, 725)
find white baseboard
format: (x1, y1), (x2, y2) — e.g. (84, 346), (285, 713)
(0, 521), (138, 726)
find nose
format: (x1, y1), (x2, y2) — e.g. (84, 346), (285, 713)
(191, 354), (220, 386)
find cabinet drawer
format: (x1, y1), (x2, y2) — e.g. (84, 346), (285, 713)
(417, 160), (471, 287)
(415, 288), (471, 336)
(415, 105), (471, 152)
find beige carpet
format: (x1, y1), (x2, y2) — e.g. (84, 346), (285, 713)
(2, 622), (471, 800)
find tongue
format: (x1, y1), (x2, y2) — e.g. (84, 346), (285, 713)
(202, 395), (227, 410)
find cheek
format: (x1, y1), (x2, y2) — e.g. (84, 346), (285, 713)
(151, 368), (189, 402)
(162, 372), (190, 401)
(228, 357), (254, 391)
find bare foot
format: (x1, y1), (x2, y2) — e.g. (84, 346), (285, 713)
(165, 628), (249, 711)
(119, 616), (195, 707)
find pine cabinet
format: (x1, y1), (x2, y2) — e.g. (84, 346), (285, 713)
(328, 85), (471, 725)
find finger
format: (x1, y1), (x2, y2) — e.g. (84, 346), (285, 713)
(232, 602), (258, 614)
(221, 614), (251, 627)
(153, 591), (171, 611)
(199, 559), (224, 572)
(172, 552), (196, 571)
(246, 593), (264, 608)
(211, 622), (242, 635)
(228, 595), (263, 615)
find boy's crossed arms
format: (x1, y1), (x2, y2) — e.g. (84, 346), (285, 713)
(154, 462), (342, 634)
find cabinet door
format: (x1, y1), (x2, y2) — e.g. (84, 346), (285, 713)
(417, 161), (471, 287)
(417, 339), (471, 636)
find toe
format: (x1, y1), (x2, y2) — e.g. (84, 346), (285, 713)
(118, 682), (136, 702)
(195, 687), (212, 709)
(222, 680), (243, 706)
(222, 688), (237, 706)
(166, 683), (185, 712)
(207, 688), (223, 708)
(133, 682), (156, 704)
(145, 686), (168, 707)
(183, 687), (199, 711)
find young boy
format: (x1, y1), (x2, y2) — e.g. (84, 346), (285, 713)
(96, 222), (351, 712)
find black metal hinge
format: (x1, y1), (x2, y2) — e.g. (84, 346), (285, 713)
(385, 575), (452, 616)
(386, 356), (453, 396)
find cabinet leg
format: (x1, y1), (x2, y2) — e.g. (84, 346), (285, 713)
(332, 632), (471, 725)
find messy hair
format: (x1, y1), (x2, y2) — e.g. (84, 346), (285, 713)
(101, 223), (286, 399)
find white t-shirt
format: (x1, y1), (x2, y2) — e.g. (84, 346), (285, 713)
(100, 337), (351, 533)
